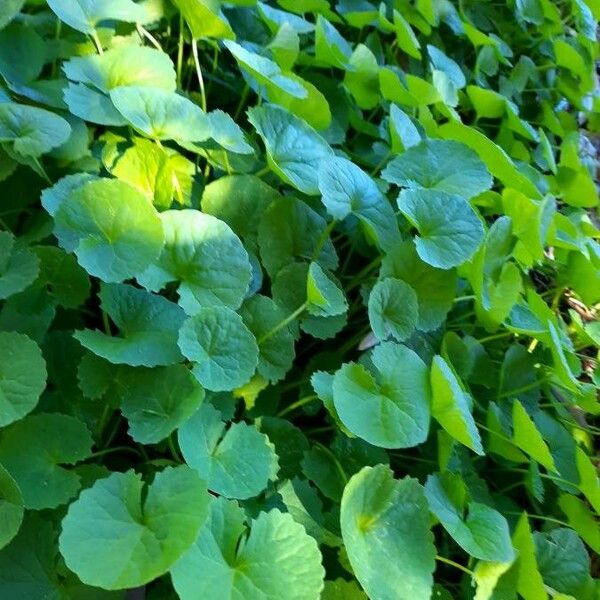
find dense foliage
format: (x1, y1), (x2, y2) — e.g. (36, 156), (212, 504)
(0, 0), (599, 598)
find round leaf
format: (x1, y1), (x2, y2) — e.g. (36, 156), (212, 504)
(341, 465), (436, 600)
(178, 306), (258, 392)
(333, 342), (431, 448)
(178, 403), (278, 499)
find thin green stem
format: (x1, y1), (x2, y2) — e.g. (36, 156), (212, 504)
(176, 14), (184, 88)
(234, 84), (250, 121)
(503, 511), (569, 528)
(435, 555), (473, 576)
(497, 378), (544, 399)
(255, 166), (270, 178)
(258, 302), (307, 345)
(453, 295), (475, 303)
(168, 434), (183, 463)
(191, 36), (207, 112)
(478, 331), (515, 344)
(311, 219), (337, 261)
(313, 441), (348, 484)
(88, 446), (142, 460)
(33, 158), (52, 184)
(136, 24), (163, 51)
(101, 311), (112, 335)
(277, 394), (318, 417)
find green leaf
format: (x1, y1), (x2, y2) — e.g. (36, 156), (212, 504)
(430, 355), (484, 455)
(512, 400), (556, 471)
(138, 209), (251, 314)
(0, 464), (23, 551)
(172, 0), (235, 40)
(0, 413), (92, 509)
(341, 465), (435, 600)
(381, 240), (457, 331)
(171, 499), (324, 599)
(110, 87), (211, 142)
(240, 294), (296, 381)
(332, 342), (431, 448)
(178, 403), (278, 498)
(0, 1), (24, 30)
(258, 196), (338, 278)
(368, 278), (419, 342)
(202, 174), (281, 252)
(223, 40), (307, 99)
(0, 102), (71, 157)
(558, 494), (600, 553)
(248, 104), (333, 195)
(317, 155), (401, 251)
(34, 246), (90, 308)
(534, 529), (595, 599)
(177, 306), (258, 391)
(120, 365), (205, 444)
(512, 513), (546, 600)
(399, 189), (485, 269)
(424, 473), (514, 562)
(438, 121), (541, 199)
(389, 104), (422, 152)
(0, 231), (39, 299)
(41, 172), (99, 217)
(0, 331), (46, 427)
(382, 140), (492, 199)
(576, 447), (600, 514)
(54, 178), (164, 283)
(315, 16), (352, 69)
(59, 466), (209, 589)
(344, 44), (380, 109)
(63, 45), (176, 93)
(0, 515), (66, 599)
(322, 579), (367, 600)
(306, 261), (347, 317)
(74, 283), (185, 367)
(47, 0), (146, 34)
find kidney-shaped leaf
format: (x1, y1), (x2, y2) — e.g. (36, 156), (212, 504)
(368, 277), (419, 342)
(382, 139), (492, 199)
(59, 466), (209, 590)
(172, 498), (324, 600)
(178, 403), (278, 499)
(138, 209), (251, 314)
(399, 189), (485, 270)
(74, 283), (185, 367)
(54, 178), (164, 283)
(0, 231), (39, 300)
(341, 465), (435, 600)
(333, 342), (431, 448)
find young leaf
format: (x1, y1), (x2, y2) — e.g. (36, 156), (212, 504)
(332, 342), (431, 448)
(0, 231), (39, 300)
(398, 189), (485, 269)
(306, 261), (348, 317)
(171, 499), (325, 599)
(59, 466), (209, 589)
(341, 465), (435, 600)
(368, 278), (419, 342)
(177, 306), (258, 391)
(178, 403), (278, 499)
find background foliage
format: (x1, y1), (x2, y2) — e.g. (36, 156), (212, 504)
(0, 0), (599, 598)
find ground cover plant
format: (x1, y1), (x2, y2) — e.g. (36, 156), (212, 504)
(0, 0), (599, 598)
